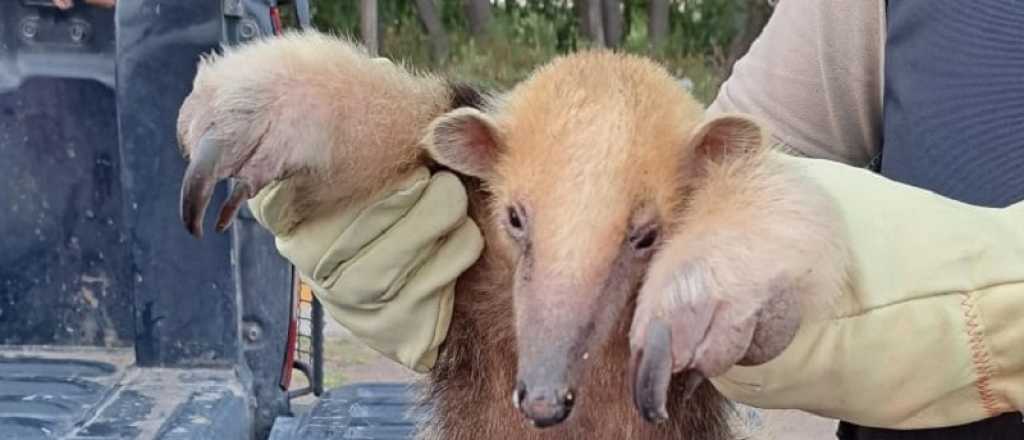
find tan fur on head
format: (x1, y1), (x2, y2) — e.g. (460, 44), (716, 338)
(487, 50), (704, 274)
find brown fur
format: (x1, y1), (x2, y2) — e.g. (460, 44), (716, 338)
(418, 187), (734, 439)
(176, 30), (848, 440)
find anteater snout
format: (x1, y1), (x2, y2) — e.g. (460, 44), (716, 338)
(514, 380), (575, 428)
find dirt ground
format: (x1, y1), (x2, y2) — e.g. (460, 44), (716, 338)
(297, 319), (839, 439)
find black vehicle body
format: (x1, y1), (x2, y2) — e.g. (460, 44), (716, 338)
(0, 2), (415, 439)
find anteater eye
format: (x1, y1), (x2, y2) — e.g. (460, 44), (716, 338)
(507, 206), (523, 230)
(631, 228), (658, 251)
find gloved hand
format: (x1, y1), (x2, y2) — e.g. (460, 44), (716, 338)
(711, 152), (1024, 430)
(247, 166), (483, 373)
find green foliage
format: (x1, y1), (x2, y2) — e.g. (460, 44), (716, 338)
(664, 0), (741, 58)
(311, 1), (419, 35)
(307, 0), (755, 104)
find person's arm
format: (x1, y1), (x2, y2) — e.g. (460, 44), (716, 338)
(707, 0), (886, 166)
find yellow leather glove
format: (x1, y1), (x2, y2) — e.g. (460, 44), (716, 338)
(247, 167), (483, 373)
(712, 152), (1024, 430)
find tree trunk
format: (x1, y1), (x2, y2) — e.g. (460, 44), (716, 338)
(723, 0), (774, 76)
(464, 0), (492, 37)
(648, 0), (668, 50)
(414, 0), (449, 63)
(577, 0), (606, 47)
(601, 0), (623, 48)
(622, 0), (632, 42)
(359, 0), (378, 56)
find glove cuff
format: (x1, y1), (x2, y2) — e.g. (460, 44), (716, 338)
(248, 168), (483, 372)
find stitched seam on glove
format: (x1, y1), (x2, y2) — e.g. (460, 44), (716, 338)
(832, 278), (1024, 321)
(831, 290), (959, 320)
(960, 292), (1005, 417)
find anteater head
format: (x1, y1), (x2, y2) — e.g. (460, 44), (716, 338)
(424, 50), (768, 428)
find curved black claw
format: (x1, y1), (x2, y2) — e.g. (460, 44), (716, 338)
(681, 370), (705, 401)
(180, 135), (226, 238)
(215, 179), (252, 233)
(631, 318), (673, 424)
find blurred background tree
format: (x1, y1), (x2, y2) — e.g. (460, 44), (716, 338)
(307, 0), (774, 104)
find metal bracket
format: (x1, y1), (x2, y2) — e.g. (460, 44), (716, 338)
(222, 0), (276, 45)
(1, 2), (116, 92)
(224, 0), (244, 17)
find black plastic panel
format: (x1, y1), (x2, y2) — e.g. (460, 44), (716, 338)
(0, 76), (134, 348)
(0, 353), (123, 439)
(3, 1), (314, 436)
(270, 383), (425, 440)
(234, 209), (295, 437)
(0, 349), (251, 440)
(114, 0), (241, 368)
(114, 1), (298, 434)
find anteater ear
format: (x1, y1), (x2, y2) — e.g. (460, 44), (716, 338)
(424, 107), (502, 179)
(687, 113), (769, 163)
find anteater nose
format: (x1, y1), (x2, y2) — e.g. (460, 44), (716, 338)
(515, 381), (575, 428)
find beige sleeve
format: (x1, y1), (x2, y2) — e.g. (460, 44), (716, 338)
(707, 0), (886, 166)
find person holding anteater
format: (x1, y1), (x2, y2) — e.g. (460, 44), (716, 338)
(176, 1), (1024, 439)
